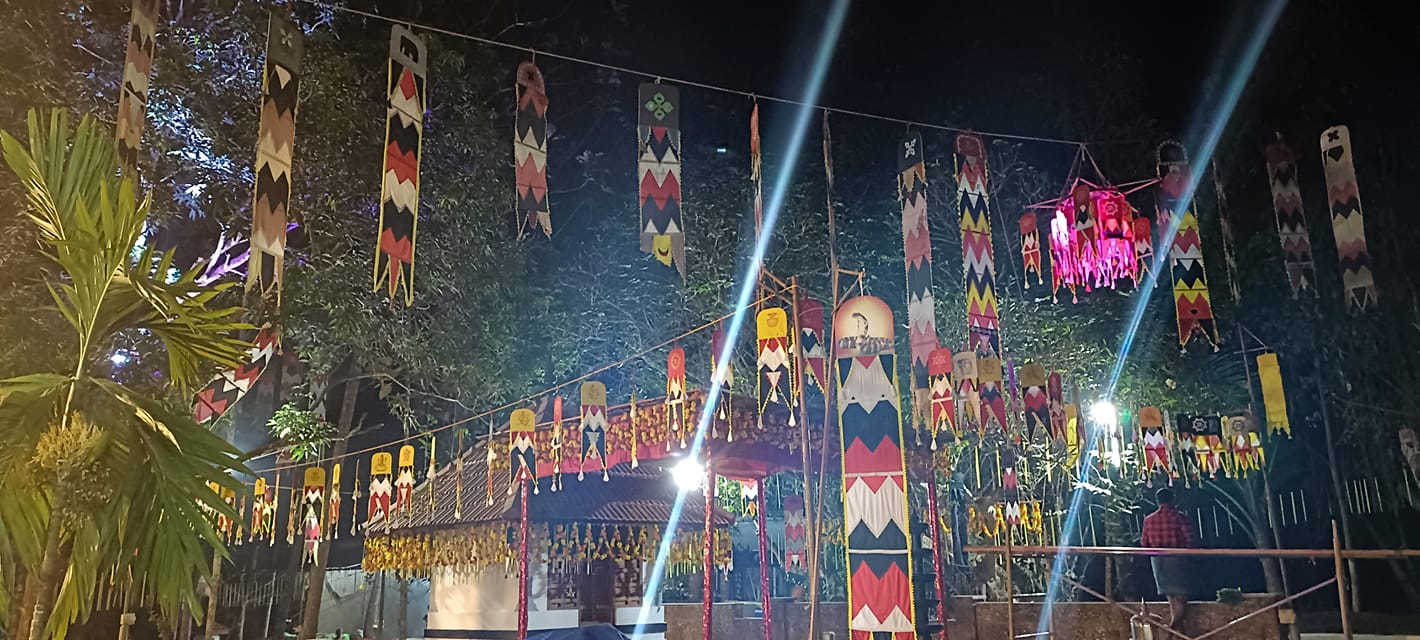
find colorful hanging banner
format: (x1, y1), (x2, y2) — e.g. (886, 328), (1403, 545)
(798, 297), (828, 392)
(710, 323), (735, 434)
(953, 351), (980, 433)
(510, 408), (537, 494)
(833, 296), (916, 640)
(1049, 184), (1140, 299)
(899, 132), (941, 434)
(514, 61), (551, 238)
(751, 102), (763, 234)
(250, 477), (271, 542)
(1256, 353), (1291, 438)
(756, 307), (794, 428)
(1264, 135), (1317, 295)
(1225, 415), (1265, 476)
(956, 133), (1000, 357)
(1134, 215), (1155, 285)
(1175, 414), (1225, 479)
(247, 14), (302, 302)
(1003, 446), (1020, 527)
(1047, 372), (1066, 443)
(194, 324), (279, 424)
(579, 381), (609, 481)
(550, 397), (565, 492)
(302, 466), (325, 564)
(395, 444), (416, 513)
(666, 346), (688, 448)
(115, 0), (159, 178)
(783, 494), (807, 575)
(637, 83), (685, 276)
(328, 462), (341, 540)
(1064, 403), (1081, 467)
(374, 25), (427, 306)
(978, 357), (1007, 434)
(928, 347), (956, 444)
(1157, 141), (1221, 351)
(1320, 125), (1377, 311)
(1139, 406), (1172, 484)
(1019, 211), (1043, 288)
(1020, 363), (1049, 442)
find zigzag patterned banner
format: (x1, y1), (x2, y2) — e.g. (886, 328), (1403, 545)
(579, 381), (609, 481)
(1046, 372), (1066, 443)
(515, 61), (551, 238)
(1156, 141), (1220, 351)
(978, 357), (1007, 433)
(638, 83), (685, 277)
(757, 308), (794, 428)
(833, 296), (916, 640)
(799, 297), (828, 392)
(1264, 135), (1316, 296)
(898, 133), (939, 435)
(928, 347), (956, 444)
(956, 133), (999, 357)
(1320, 125), (1376, 311)
(374, 26), (426, 306)
(1019, 211), (1043, 289)
(115, 0), (158, 178)
(1020, 363), (1049, 442)
(193, 324), (279, 423)
(247, 14), (302, 303)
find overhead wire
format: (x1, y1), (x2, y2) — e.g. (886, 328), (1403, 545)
(294, 0), (1086, 147)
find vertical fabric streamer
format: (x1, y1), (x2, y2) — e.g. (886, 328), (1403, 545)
(579, 381), (609, 481)
(369, 452), (393, 532)
(637, 83), (686, 276)
(1138, 406), (1173, 484)
(899, 133), (941, 438)
(1264, 134), (1317, 296)
(517, 479), (530, 640)
(395, 445), (416, 518)
(956, 133), (1000, 357)
(302, 467), (325, 563)
(115, 0), (159, 178)
(248, 15), (302, 303)
(550, 397), (565, 492)
(953, 351), (980, 434)
(1019, 211), (1043, 288)
(1256, 353), (1292, 438)
(510, 408), (537, 495)
(834, 296), (917, 640)
(193, 324), (279, 423)
(667, 346), (688, 448)
(1156, 141), (1221, 351)
(327, 462), (341, 540)
(1320, 125), (1377, 311)
(798, 297), (828, 393)
(783, 494), (807, 574)
(756, 308), (794, 429)
(711, 323), (735, 435)
(1020, 363), (1049, 442)
(978, 357), (1007, 434)
(703, 455), (715, 640)
(925, 473), (947, 640)
(374, 26), (427, 306)
(514, 61), (551, 238)
(757, 484), (772, 640)
(928, 347), (956, 445)
(751, 102), (763, 235)
(1003, 446), (1020, 526)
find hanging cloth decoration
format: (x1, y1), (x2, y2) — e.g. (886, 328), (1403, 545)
(756, 307), (795, 429)
(327, 462), (341, 541)
(978, 357), (1007, 434)
(1019, 212), (1044, 288)
(928, 348), (956, 445)
(485, 419), (497, 505)
(114, 0), (158, 177)
(1225, 415), (1265, 476)
(269, 472), (282, 546)
(750, 101), (763, 234)
(798, 297), (828, 393)
(1399, 428), (1420, 481)
(1064, 403), (1081, 467)
(247, 14), (302, 303)
(514, 61), (551, 238)
(1049, 183), (1140, 298)
(1138, 406), (1172, 485)
(193, 324), (279, 423)
(1176, 414), (1225, 478)
(1265, 135), (1317, 295)
(952, 351), (980, 434)
(1134, 215), (1155, 286)
(395, 444), (416, 515)
(301, 467), (324, 564)
(249, 477), (270, 542)
(1002, 446), (1020, 527)
(898, 132), (941, 434)
(1320, 125), (1377, 311)
(637, 83), (685, 276)
(285, 482), (298, 545)
(510, 408), (538, 495)
(206, 482), (231, 541)
(1020, 364), (1049, 442)
(550, 397), (565, 492)
(710, 323), (735, 436)
(350, 460), (361, 536)
(1256, 353), (1291, 438)
(426, 436), (437, 513)
(956, 134), (1001, 357)
(833, 296), (917, 640)
(1157, 141), (1221, 351)
(628, 387), (640, 468)
(374, 25), (428, 306)
(666, 346), (688, 448)
(1046, 372), (1067, 443)
(579, 381), (609, 481)
(782, 494), (807, 575)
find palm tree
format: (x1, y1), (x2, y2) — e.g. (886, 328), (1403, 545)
(0, 109), (252, 639)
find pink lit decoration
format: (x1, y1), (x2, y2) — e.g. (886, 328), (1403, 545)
(1048, 183), (1139, 301)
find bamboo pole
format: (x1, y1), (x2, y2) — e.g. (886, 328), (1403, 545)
(1333, 521), (1353, 640)
(704, 454), (716, 640)
(1313, 333), (1360, 611)
(1004, 524), (1015, 640)
(757, 484), (772, 640)
(517, 480), (529, 640)
(965, 544), (1420, 559)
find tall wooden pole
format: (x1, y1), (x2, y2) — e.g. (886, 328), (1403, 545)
(757, 484), (773, 640)
(704, 455), (715, 640)
(925, 473), (948, 640)
(517, 480), (529, 640)
(1332, 520), (1354, 640)
(1313, 338), (1360, 611)
(807, 107), (840, 640)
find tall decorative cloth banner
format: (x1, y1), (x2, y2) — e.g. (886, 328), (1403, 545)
(833, 296), (917, 640)
(301, 467), (325, 563)
(550, 397), (565, 492)
(514, 61), (551, 238)
(978, 357), (1007, 434)
(1225, 415), (1265, 475)
(194, 324), (279, 423)
(956, 133), (1001, 357)
(1019, 212), (1043, 288)
(1175, 414), (1225, 479)
(1264, 136), (1316, 295)
(510, 408), (538, 494)
(898, 133), (940, 433)
(1256, 353), (1291, 438)
(1320, 125), (1377, 311)
(1049, 184), (1140, 299)
(953, 351), (980, 433)
(1138, 406), (1172, 483)
(798, 297), (828, 392)
(1064, 404), (1081, 467)
(666, 346), (688, 448)
(711, 323), (735, 433)
(756, 308), (794, 428)
(783, 494), (807, 574)
(395, 445), (416, 514)
(750, 102), (763, 234)
(328, 463), (341, 540)
(1134, 215), (1155, 284)
(1046, 373), (1066, 443)
(247, 15), (302, 302)
(928, 348), (956, 443)
(637, 83), (685, 276)
(1002, 446), (1020, 527)
(249, 477), (270, 542)
(374, 26), (427, 306)
(579, 381), (609, 481)
(115, 0), (158, 177)
(1156, 141), (1221, 351)
(1020, 363), (1049, 441)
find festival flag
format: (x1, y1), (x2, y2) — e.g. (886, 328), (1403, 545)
(1139, 406), (1172, 484)
(928, 347), (956, 445)
(249, 477), (270, 542)
(798, 297), (828, 392)
(710, 323), (735, 435)
(1002, 446), (1020, 527)
(1020, 363), (1049, 442)
(978, 357), (1007, 434)
(510, 408), (537, 495)
(374, 26), (427, 306)
(247, 14), (302, 302)
(327, 462), (341, 540)
(957, 134), (1001, 357)
(350, 460), (362, 536)
(1176, 414), (1225, 478)
(667, 346), (688, 448)
(756, 307), (794, 428)
(1064, 403), (1081, 467)
(1050, 185), (1140, 297)
(1157, 141), (1221, 351)
(1256, 353), (1291, 438)
(193, 324), (279, 423)
(115, 0), (159, 178)
(1265, 135), (1317, 295)
(952, 351), (980, 434)
(550, 397), (565, 492)
(783, 494), (807, 574)
(899, 132), (941, 434)
(833, 296), (916, 640)
(269, 472), (282, 546)
(1046, 372), (1067, 443)
(1134, 215), (1155, 285)
(1225, 415), (1265, 476)
(514, 61), (551, 238)
(1320, 125), (1377, 311)
(394, 445), (416, 514)
(1019, 212), (1043, 288)
(302, 467), (325, 563)
(286, 483), (297, 545)
(485, 420), (497, 504)
(579, 381), (609, 481)
(637, 83), (685, 276)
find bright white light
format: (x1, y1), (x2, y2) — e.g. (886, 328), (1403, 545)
(671, 457), (705, 493)
(110, 352), (129, 366)
(1089, 400), (1117, 427)
(715, 147), (728, 154)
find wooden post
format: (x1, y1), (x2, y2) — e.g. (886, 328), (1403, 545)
(1314, 341), (1360, 611)
(809, 110), (840, 640)
(517, 481), (530, 640)
(788, 276), (817, 633)
(1005, 490), (1015, 640)
(925, 473), (948, 640)
(758, 484), (773, 640)
(704, 454), (716, 640)
(1332, 520), (1353, 640)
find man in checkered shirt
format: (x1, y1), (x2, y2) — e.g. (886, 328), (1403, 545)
(1142, 487), (1194, 631)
